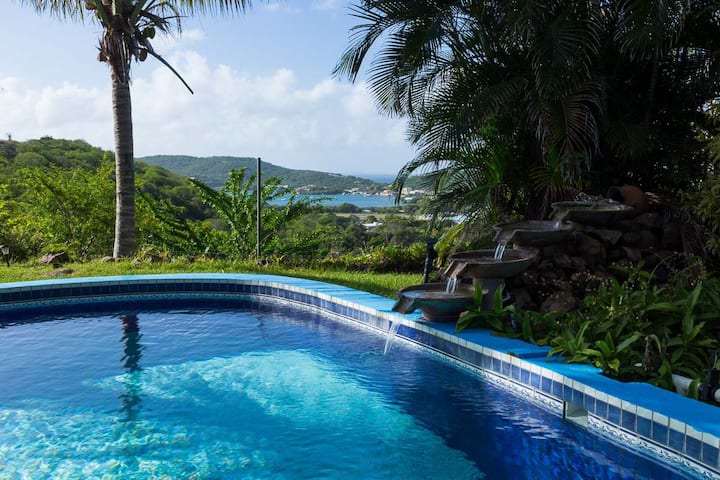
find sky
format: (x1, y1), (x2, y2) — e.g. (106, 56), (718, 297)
(0, 1), (415, 176)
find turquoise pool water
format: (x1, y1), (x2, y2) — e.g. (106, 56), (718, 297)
(0, 297), (703, 479)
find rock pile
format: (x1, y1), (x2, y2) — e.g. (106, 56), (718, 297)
(503, 187), (698, 314)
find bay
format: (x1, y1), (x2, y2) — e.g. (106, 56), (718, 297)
(270, 193), (401, 208)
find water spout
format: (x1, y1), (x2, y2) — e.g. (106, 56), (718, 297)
(383, 321), (401, 354)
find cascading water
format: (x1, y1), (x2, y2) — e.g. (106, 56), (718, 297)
(445, 276), (458, 294)
(493, 242), (507, 260)
(383, 321), (401, 354)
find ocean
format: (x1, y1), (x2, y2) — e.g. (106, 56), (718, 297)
(270, 193), (400, 208)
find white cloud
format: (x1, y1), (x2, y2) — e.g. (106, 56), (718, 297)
(152, 28), (206, 53)
(312, 0), (342, 11)
(0, 51), (413, 175)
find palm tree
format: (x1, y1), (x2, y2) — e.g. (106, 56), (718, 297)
(336, 0), (720, 220)
(23, 0), (253, 257)
(335, 0), (603, 219)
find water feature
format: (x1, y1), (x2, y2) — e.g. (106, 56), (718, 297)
(445, 275), (458, 294)
(493, 220), (574, 247)
(392, 283), (475, 322)
(493, 241), (507, 260)
(383, 320), (401, 354)
(551, 200), (633, 226)
(444, 249), (535, 310)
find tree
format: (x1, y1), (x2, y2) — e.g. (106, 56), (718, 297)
(336, 1), (720, 220)
(190, 168), (322, 259)
(23, 0), (253, 257)
(16, 162), (116, 259)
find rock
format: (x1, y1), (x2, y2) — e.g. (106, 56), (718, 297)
(540, 291), (577, 314)
(576, 233), (606, 265)
(588, 228), (623, 246)
(606, 248), (625, 262)
(661, 222), (683, 250)
(622, 246), (643, 262)
(639, 230), (660, 249)
(622, 231), (641, 246)
(635, 212), (663, 230)
(570, 271), (605, 293)
(44, 268), (74, 277)
(552, 253), (573, 269)
(41, 252), (69, 267)
(509, 288), (537, 310)
(570, 256), (587, 271)
(617, 219), (640, 232)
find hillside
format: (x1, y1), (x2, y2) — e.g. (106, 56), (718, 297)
(138, 155), (390, 193)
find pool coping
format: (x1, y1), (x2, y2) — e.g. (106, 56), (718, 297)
(1, 273), (718, 478)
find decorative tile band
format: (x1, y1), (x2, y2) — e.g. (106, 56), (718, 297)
(0, 274), (718, 479)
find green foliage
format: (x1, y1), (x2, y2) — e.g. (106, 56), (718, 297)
(549, 320), (599, 364)
(456, 261), (719, 395)
(337, 0), (720, 220)
(190, 168), (322, 260)
(319, 243), (426, 273)
(12, 162), (116, 259)
(551, 264), (719, 388)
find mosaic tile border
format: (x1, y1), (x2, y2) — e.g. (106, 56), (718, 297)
(1, 274), (718, 479)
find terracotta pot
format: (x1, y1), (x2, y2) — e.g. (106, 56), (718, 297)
(607, 185), (648, 216)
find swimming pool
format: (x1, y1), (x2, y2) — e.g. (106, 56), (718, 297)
(0, 274), (718, 479)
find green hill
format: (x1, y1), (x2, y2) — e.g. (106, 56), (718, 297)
(138, 155), (390, 193)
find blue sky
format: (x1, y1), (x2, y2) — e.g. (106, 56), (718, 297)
(0, 1), (414, 176)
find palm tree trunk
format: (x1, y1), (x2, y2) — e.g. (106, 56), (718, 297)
(112, 77), (136, 258)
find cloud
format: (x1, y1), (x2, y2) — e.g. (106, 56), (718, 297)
(0, 51), (413, 174)
(312, 0), (343, 11)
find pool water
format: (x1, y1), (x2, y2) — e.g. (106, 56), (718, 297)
(0, 299), (697, 479)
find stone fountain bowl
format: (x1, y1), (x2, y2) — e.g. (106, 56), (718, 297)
(551, 200), (633, 226)
(446, 249), (535, 279)
(493, 220), (574, 246)
(393, 283), (475, 322)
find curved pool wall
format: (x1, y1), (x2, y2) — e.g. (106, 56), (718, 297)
(1, 273), (719, 479)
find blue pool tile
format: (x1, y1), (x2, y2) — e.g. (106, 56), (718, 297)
(457, 345), (473, 364)
(703, 443), (719, 470)
(520, 368), (530, 385)
(608, 405), (621, 425)
(669, 429), (685, 452)
(652, 422), (669, 445)
(551, 380), (563, 398)
(501, 361), (511, 377)
(482, 354), (492, 370)
(636, 416), (651, 438)
(571, 389), (584, 406)
(530, 372), (541, 389)
(492, 357), (501, 373)
(511, 365), (521, 380)
(541, 376), (552, 394)
(621, 410), (636, 431)
(583, 395), (595, 414)
(686, 436), (702, 462)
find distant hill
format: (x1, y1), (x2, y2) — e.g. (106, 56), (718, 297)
(138, 155), (391, 193)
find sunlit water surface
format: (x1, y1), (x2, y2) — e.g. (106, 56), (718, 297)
(0, 300), (697, 479)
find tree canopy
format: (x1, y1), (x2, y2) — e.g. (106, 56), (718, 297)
(336, 0), (720, 220)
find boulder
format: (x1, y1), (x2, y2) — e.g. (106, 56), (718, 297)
(540, 291), (577, 314)
(41, 252), (69, 267)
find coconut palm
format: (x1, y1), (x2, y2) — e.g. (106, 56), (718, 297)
(23, 0), (253, 257)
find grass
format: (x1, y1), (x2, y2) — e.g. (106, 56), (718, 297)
(0, 259), (422, 299)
